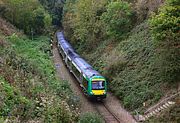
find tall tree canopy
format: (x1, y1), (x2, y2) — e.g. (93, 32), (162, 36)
(1, 0), (52, 35)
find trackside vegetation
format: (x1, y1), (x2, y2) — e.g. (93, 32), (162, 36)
(0, 32), (79, 122)
(101, 1), (133, 39)
(78, 113), (104, 123)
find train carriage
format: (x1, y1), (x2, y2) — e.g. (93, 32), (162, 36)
(56, 32), (107, 99)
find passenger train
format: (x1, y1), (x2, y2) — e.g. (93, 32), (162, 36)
(56, 32), (107, 99)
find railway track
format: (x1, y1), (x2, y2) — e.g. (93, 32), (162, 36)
(53, 37), (137, 123)
(53, 43), (120, 122)
(95, 101), (122, 123)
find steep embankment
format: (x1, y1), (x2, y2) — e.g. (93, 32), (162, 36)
(89, 21), (179, 122)
(0, 18), (79, 122)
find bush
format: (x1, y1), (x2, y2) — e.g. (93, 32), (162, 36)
(150, 0), (179, 41)
(63, 0), (107, 52)
(149, 0), (180, 83)
(101, 1), (133, 39)
(0, 77), (32, 119)
(1, 0), (52, 35)
(78, 113), (104, 123)
(0, 33), (79, 122)
(106, 22), (163, 111)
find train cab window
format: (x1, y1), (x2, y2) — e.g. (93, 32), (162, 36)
(92, 81), (105, 90)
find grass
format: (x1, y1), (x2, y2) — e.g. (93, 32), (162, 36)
(78, 112), (104, 123)
(0, 33), (79, 122)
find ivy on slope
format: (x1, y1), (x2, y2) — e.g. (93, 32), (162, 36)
(109, 22), (163, 111)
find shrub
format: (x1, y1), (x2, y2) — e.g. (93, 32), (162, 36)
(149, 0), (180, 83)
(1, 0), (52, 35)
(63, 0), (108, 52)
(101, 1), (133, 39)
(0, 33), (79, 122)
(78, 113), (104, 123)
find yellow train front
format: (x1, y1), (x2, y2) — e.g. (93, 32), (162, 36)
(87, 76), (107, 99)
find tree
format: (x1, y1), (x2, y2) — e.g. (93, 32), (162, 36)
(1, 0), (52, 35)
(101, 1), (133, 39)
(149, 0), (180, 83)
(63, 0), (108, 51)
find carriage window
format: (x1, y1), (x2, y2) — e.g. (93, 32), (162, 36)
(92, 81), (105, 90)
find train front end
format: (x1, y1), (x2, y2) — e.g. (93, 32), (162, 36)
(89, 76), (107, 100)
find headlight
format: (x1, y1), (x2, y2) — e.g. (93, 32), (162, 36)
(90, 92), (94, 95)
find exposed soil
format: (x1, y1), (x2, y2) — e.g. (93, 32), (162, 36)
(95, 102), (120, 123)
(104, 93), (137, 123)
(0, 18), (15, 36)
(0, 18), (22, 36)
(0, 37), (7, 47)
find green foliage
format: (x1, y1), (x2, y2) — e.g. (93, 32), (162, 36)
(101, 1), (133, 39)
(0, 77), (32, 118)
(0, 33), (79, 122)
(0, 117), (5, 123)
(146, 104), (180, 123)
(78, 113), (104, 123)
(63, 0), (108, 52)
(1, 0), (52, 35)
(39, 0), (64, 26)
(149, 1), (179, 40)
(167, 0), (180, 6)
(63, 0), (134, 53)
(149, 0), (180, 83)
(42, 97), (74, 123)
(108, 22), (163, 110)
(7, 34), (53, 77)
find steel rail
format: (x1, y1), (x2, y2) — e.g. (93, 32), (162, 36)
(95, 101), (121, 123)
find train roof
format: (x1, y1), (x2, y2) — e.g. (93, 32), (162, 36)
(57, 32), (101, 78)
(73, 58), (101, 78)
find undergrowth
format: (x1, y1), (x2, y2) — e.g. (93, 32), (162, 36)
(0, 34), (79, 122)
(145, 102), (180, 123)
(78, 112), (104, 123)
(85, 22), (178, 112)
(109, 22), (163, 111)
